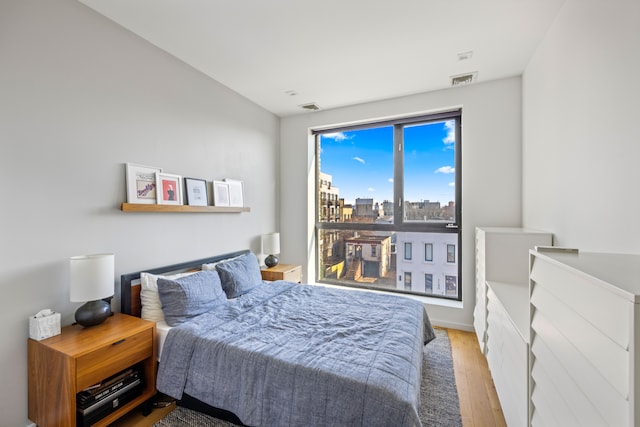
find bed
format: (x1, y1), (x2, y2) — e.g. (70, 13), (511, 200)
(121, 250), (436, 427)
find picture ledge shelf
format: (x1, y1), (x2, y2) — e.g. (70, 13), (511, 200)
(121, 203), (250, 213)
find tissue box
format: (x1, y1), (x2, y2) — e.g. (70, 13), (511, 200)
(29, 310), (61, 341)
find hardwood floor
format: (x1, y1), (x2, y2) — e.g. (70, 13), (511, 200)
(112, 328), (505, 427)
(447, 328), (506, 427)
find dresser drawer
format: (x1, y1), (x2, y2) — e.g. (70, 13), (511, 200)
(76, 328), (152, 390)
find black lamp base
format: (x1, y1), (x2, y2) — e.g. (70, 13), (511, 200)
(75, 299), (111, 327)
(265, 254), (279, 268)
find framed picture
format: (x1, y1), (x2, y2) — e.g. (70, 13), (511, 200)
(184, 177), (208, 206)
(156, 173), (183, 205)
(225, 178), (244, 207)
(213, 180), (230, 207)
(125, 163), (163, 204)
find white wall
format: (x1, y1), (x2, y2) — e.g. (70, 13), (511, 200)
(280, 77), (524, 330)
(523, 0), (640, 253)
(0, 1), (279, 425)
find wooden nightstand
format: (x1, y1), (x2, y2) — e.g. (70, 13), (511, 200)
(261, 264), (302, 283)
(28, 312), (156, 427)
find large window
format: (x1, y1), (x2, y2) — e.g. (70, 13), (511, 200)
(315, 110), (462, 300)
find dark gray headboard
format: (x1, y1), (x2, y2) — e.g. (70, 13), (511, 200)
(120, 249), (250, 316)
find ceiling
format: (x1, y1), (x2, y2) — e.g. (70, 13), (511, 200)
(78, 0), (566, 117)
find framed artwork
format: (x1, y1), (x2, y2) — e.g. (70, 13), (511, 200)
(125, 163), (163, 204)
(156, 173), (183, 205)
(184, 177), (208, 206)
(225, 178), (244, 207)
(213, 180), (230, 207)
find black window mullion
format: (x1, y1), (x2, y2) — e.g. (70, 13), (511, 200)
(393, 124), (403, 227)
(455, 117), (462, 227)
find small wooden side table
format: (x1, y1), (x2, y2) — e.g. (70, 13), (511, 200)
(28, 312), (156, 427)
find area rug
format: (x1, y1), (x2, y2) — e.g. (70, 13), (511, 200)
(153, 328), (461, 427)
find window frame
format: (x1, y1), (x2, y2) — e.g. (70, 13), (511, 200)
(447, 244), (456, 264)
(404, 272), (412, 290)
(314, 110), (462, 301)
(404, 242), (413, 261)
(425, 273), (433, 293)
(424, 242), (434, 262)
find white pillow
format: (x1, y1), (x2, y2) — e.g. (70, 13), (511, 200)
(140, 271), (196, 322)
(201, 254), (243, 271)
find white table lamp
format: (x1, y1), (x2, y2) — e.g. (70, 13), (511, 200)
(262, 233), (280, 268)
(70, 253), (114, 327)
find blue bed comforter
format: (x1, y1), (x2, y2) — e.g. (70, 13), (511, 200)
(157, 281), (435, 427)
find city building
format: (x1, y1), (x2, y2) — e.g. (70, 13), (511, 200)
(318, 172), (340, 222)
(395, 232), (458, 296)
(344, 234), (392, 280)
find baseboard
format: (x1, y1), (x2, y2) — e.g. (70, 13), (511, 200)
(431, 320), (474, 332)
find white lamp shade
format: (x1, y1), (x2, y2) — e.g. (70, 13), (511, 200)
(69, 253), (114, 302)
(262, 233), (280, 255)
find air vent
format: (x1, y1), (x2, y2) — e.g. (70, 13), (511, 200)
(300, 102), (321, 111)
(450, 72), (478, 86)
(457, 51), (473, 61)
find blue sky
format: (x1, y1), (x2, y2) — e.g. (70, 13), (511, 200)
(320, 120), (455, 206)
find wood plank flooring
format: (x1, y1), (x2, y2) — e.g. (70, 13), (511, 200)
(112, 328), (506, 427)
(447, 328), (506, 427)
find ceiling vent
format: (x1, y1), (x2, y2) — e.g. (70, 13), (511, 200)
(457, 51), (473, 61)
(450, 72), (478, 86)
(300, 102), (321, 111)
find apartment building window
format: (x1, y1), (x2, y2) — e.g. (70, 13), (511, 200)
(447, 244), (456, 263)
(425, 273), (433, 293)
(404, 272), (412, 290)
(446, 275), (458, 297)
(404, 242), (412, 261)
(424, 243), (433, 262)
(314, 110), (462, 300)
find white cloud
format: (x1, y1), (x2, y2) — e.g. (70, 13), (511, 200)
(368, 187), (375, 192)
(353, 156), (365, 164)
(449, 182), (455, 187)
(323, 132), (350, 142)
(436, 166), (455, 174)
(443, 120), (455, 147)
(388, 178), (394, 183)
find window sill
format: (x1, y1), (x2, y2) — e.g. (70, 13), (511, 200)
(309, 281), (463, 309)
(404, 294), (464, 309)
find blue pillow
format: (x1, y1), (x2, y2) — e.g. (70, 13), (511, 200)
(157, 270), (227, 326)
(215, 252), (262, 298)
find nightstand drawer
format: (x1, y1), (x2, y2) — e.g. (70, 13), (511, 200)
(281, 267), (302, 282)
(76, 328), (152, 390)
(261, 264), (302, 283)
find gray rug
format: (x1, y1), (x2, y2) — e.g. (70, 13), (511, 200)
(154, 328), (461, 426)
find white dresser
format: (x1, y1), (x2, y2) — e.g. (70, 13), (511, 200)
(474, 227), (552, 427)
(474, 227), (553, 352)
(529, 248), (640, 426)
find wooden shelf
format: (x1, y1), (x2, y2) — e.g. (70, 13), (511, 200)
(121, 203), (250, 213)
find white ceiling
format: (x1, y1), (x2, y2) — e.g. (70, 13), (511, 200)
(78, 0), (565, 117)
